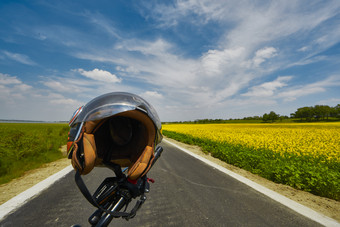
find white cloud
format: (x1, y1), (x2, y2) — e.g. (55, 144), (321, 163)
(0, 73), (22, 85)
(255, 47), (277, 59)
(317, 98), (340, 106)
(277, 75), (340, 101)
(288, 55), (327, 67)
(116, 66), (139, 73)
(0, 73), (33, 108)
(116, 39), (172, 57)
(240, 75), (339, 103)
(75, 37), (281, 109)
(200, 47), (246, 76)
(43, 80), (75, 93)
(41, 69), (139, 106)
(140, 91), (164, 100)
(50, 98), (78, 105)
(298, 46), (309, 52)
(142, 91), (163, 99)
(42, 78), (91, 94)
(2, 51), (37, 65)
(141, 0), (240, 27)
(84, 11), (121, 39)
(146, 1), (340, 52)
(77, 68), (122, 83)
(309, 75), (340, 87)
(242, 76), (292, 97)
(14, 83), (32, 92)
(253, 47), (277, 66)
(75, 38), (199, 90)
(0, 73), (33, 96)
(0, 72), (83, 121)
(48, 93), (79, 105)
(139, 91), (164, 113)
(279, 87), (326, 102)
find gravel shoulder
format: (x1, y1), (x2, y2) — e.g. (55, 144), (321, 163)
(0, 141), (339, 222)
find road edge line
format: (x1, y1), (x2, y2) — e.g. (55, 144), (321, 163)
(163, 139), (340, 227)
(0, 165), (73, 221)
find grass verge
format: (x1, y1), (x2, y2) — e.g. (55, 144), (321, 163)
(0, 123), (69, 184)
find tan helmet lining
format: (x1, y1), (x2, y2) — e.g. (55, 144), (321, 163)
(72, 110), (156, 179)
(94, 110), (155, 168)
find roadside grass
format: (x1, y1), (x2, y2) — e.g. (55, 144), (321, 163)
(163, 130), (340, 201)
(0, 123), (69, 184)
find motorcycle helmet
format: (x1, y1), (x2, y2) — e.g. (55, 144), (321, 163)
(67, 92), (162, 180)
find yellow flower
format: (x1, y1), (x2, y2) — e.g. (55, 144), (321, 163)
(163, 122), (340, 162)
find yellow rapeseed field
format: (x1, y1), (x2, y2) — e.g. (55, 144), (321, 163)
(163, 122), (340, 162)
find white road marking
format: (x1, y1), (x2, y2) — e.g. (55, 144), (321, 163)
(164, 139), (340, 227)
(0, 165), (73, 221)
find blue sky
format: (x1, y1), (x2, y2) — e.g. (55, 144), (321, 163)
(0, 0), (339, 122)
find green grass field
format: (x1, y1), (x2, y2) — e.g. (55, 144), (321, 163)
(0, 123), (69, 184)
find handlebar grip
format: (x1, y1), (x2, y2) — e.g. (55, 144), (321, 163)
(89, 209), (103, 225)
(89, 199), (113, 226)
(95, 197), (126, 227)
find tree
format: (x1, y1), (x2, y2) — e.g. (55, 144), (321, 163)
(279, 115), (288, 122)
(295, 107), (313, 121)
(262, 113), (269, 122)
(330, 104), (340, 119)
(263, 111), (279, 122)
(313, 105), (331, 120)
(268, 111), (279, 122)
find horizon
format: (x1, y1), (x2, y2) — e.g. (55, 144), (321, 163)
(1, 102), (339, 123)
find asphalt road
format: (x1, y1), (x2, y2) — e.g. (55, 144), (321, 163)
(0, 141), (321, 227)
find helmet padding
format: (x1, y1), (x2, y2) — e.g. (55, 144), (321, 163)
(71, 110), (156, 180)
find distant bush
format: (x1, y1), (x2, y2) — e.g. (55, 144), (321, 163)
(0, 123), (69, 184)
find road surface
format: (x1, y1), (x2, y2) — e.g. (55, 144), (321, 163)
(0, 141), (321, 227)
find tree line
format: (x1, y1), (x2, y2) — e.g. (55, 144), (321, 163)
(246, 104), (340, 122)
(290, 104), (340, 122)
(164, 104), (340, 124)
